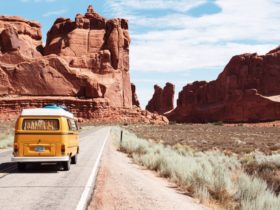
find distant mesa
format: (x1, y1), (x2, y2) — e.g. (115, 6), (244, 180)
(166, 47), (280, 123)
(0, 5), (168, 124)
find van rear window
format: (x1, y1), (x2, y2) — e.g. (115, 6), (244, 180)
(22, 119), (59, 131)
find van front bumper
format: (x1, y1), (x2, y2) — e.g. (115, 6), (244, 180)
(11, 156), (70, 163)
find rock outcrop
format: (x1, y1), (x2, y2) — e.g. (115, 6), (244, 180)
(131, 83), (140, 107)
(0, 5), (168, 124)
(146, 83), (175, 114)
(0, 96), (168, 124)
(168, 48), (280, 123)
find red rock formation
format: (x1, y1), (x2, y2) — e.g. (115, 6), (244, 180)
(146, 82), (175, 114)
(131, 83), (140, 107)
(0, 5), (168, 124)
(168, 48), (280, 123)
(0, 6), (131, 106)
(0, 97), (168, 124)
(0, 16), (42, 58)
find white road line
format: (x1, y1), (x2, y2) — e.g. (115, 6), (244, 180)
(75, 128), (110, 210)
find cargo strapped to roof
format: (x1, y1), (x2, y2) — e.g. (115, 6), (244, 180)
(21, 108), (74, 119)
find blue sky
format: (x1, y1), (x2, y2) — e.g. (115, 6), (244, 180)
(1, 0), (280, 107)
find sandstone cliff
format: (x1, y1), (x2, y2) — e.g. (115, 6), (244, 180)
(146, 83), (175, 114)
(0, 5), (167, 124)
(168, 48), (280, 123)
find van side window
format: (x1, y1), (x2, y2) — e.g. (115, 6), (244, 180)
(68, 119), (78, 131)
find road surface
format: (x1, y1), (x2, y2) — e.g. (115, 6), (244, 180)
(0, 127), (110, 210)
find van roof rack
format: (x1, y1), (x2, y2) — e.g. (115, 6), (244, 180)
(21, 108), (74, 118)
(43, 104), (68, 111)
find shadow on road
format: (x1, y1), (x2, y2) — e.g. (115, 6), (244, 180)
(0, 162), (61, 174)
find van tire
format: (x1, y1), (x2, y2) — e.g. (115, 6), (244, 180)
(71, 154), (78, 164)
(63, 159), (71, 171)
(17, 163), (26, 171)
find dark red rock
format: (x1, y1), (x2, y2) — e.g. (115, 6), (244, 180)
(168, 48), (280, 123)
(0, 27), (21, 52)
(146, 82), (175, 114)
(131, 83), (140, 107)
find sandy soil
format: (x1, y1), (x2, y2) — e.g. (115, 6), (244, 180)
(127, 124), (280, 155)
(88, 143), (208, 210)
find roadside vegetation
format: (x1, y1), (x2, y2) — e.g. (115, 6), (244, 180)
(112, 126), (280, 210)
(0, 121), (14, 149)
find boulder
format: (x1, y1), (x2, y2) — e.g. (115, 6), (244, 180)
(0, 16), (42, 58)
(168, 47), (280, 123)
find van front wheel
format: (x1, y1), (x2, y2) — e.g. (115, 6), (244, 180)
(71, 154), (78, 164)
(63, 159), (70, 171)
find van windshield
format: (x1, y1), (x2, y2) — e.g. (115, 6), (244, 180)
(22, 119), (60, 131)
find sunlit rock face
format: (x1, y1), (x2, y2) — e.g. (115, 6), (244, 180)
(0, 5), (168, 124)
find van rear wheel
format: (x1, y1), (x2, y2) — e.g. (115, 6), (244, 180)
(63, 159), (71, 171)
(17, 163), (26, 171)
(71, 154), (78, 164)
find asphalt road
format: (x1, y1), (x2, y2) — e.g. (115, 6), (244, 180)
(0, 126), (110, 210)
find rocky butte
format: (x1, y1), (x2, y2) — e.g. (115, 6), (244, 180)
(146, 83), (175, 115)
(167, 47), (280, 123)
(0, 5), (167, 124)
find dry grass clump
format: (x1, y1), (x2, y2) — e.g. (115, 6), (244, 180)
(0, 128), (14, 149)
(112, 127), (280, 210)
(236, 173), (280, 210)
(243, 152), (280, 196)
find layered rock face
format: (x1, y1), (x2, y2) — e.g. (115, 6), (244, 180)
(0, 5), (168, 124)
(146, 83), (175, 114)
(168, 48), (280, 123)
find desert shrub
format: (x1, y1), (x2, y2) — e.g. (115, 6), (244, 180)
(254, 152), (280, 166)
(194, 186), (210, 204)
(0, 129), (14, 149)
(235, 173), (280, 210)
(212, 121), (224, 126)
(172, 143), (195, 156)
(242, 152), (280, 195)
(111, 127), (280, 209)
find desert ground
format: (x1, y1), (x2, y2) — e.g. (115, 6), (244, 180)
(120, 123), (280, 209)
(126, 123), (280, 155)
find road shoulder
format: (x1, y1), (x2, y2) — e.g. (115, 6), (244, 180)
(88, 142), (208, 210)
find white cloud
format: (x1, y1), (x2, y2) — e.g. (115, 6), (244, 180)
(108, 0), (206, 14)
(42, 9), (67, 17)
(106, 0), (280, 73)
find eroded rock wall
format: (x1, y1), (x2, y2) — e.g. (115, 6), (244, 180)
(0, 5), (133, 114)
(168, 48), (280, 123)
(146, 83), (175, 114)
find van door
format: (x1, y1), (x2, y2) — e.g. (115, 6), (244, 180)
(20, 119), (61, 157)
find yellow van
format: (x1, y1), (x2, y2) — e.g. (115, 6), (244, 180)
(11, 104), (79, 171)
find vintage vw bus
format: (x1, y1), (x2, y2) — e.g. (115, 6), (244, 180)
(11, 105), (79, 171)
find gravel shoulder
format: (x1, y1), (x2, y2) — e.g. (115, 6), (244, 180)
(88, 142), (208, 210)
